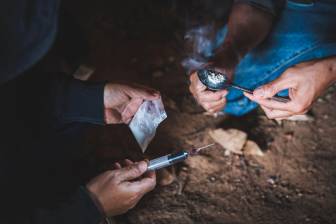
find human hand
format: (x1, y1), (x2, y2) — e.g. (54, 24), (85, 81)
(244, 59), (336, 119)
(189, 72), (228, 113)
(104, 83), (160, 124)
(86, 160), (156, 217)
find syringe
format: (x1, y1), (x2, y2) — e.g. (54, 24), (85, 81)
(147, 143), (215, 171)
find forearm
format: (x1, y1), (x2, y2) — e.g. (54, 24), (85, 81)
(213, 3), (274, 67)
(227, 3), (273, 56)
(316, 56), (336, 85)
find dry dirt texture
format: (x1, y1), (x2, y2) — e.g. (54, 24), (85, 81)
(63, 1), (336, 223)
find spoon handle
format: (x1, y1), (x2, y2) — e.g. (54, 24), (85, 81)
(230, 85), (290, 103)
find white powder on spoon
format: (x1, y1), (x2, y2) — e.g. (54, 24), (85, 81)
(207, 71), (225, 84)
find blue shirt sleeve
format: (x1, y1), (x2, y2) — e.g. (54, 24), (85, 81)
(235, 0), (285, 16)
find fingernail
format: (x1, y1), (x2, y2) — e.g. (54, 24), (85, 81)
(137, 161), (147, 172)
(254, 88), (264, 98)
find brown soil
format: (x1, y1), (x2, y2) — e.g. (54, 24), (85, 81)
(62, 1), (336, 223)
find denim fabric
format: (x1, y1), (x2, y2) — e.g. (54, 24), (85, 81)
(213, 0), (336, 116)
(235, 0), (285, 16)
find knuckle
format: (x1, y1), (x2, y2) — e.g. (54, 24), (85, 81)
(107, 170), (116, 178)
(292, 104), (305, 113)
(284, 68), (295, 77)
(189, 74), (194, 82)
(202, 103), (210, 110)
(291, 107), (300, 114)
(265, 85), (275, 96)
(189, 85), (193, 94)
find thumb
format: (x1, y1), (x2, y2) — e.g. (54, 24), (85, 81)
(254, 76), (294, 99)
(116, 161), (148, 182)
(128, 85), (160, 100)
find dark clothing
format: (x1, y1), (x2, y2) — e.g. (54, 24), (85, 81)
(0, 1), (106, 223)
(0, 68), (105, 224)
(0, 0), (60, 83)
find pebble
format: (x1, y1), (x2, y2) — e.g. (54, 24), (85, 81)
(209, 128), (247, 155)
(152, 70), (164, 78)
(168, 56), (175, 63)
(267, 176), (278, 185)
(317, 98), (325, 103)
(243, 140), (264, 156)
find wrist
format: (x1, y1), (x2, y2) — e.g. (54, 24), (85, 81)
(212, 41), (240, 71)
(328, 57), (336, 82)
(318, 57), (336, 85)
(85, 186), (108, 219)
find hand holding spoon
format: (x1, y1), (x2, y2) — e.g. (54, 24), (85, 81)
(197, 69), (290, 103)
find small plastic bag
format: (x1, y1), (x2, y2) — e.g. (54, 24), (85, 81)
(129, 98), (167, 152)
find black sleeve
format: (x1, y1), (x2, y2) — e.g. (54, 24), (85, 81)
(31, 187), (105, 224)
(0, 71), (108, 224)
(51, 73), (107, 125)
(234, 0), (285, 16)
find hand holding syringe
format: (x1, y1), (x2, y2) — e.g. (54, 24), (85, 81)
(147, 143), (215, 171)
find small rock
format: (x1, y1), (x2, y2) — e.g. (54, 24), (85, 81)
(284, 132), (294, 140)
(210, 176), (216, 182)
(181, 166), (188, 172)
(168, 56), (175, 63)
(73, 65), (95, 81)
(209, 128), (247, 155)
(157, 168), (176, 186)
(317, 98), (325, 103)
(243, 140), (264, 157)
(203, 111), (225, 117)
(163, 96), (179, 111)
(152, 70), (164, 78)
(267, 175), (278, 186)
(286, 114), (314, 122)
(325, 93), (332, 101)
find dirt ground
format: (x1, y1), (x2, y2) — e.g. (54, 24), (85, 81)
(61, 1), (336, 223)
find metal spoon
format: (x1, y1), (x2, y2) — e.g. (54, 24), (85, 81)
(197, 69), (290, 103)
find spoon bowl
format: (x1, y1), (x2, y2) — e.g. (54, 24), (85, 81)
(197, 69), (230, 90)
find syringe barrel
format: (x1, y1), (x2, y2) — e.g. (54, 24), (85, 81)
(147, 151), (189, 171)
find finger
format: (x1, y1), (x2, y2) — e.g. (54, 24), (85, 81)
(244, 92), (292, 111)
(190, 72), (206, 92)
(198, 90), (228, 102)
(261, 105), (293, 119)
(123, 159), (134, 167)
(115, 161), (148, 182)
(113, 162), (122, 169)
(145, 170), (156, 179)
(202, 98), (226, 112)
(127, 172), (156, 195)
(128, 85), (161, 100)
(121, 98), (143, 124)
(104, 109), (122, 124)
(210, 103), (226, 113)
(253, 76), (296, 99)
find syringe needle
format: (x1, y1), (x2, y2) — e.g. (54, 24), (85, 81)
(194, 143), (216, 153)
